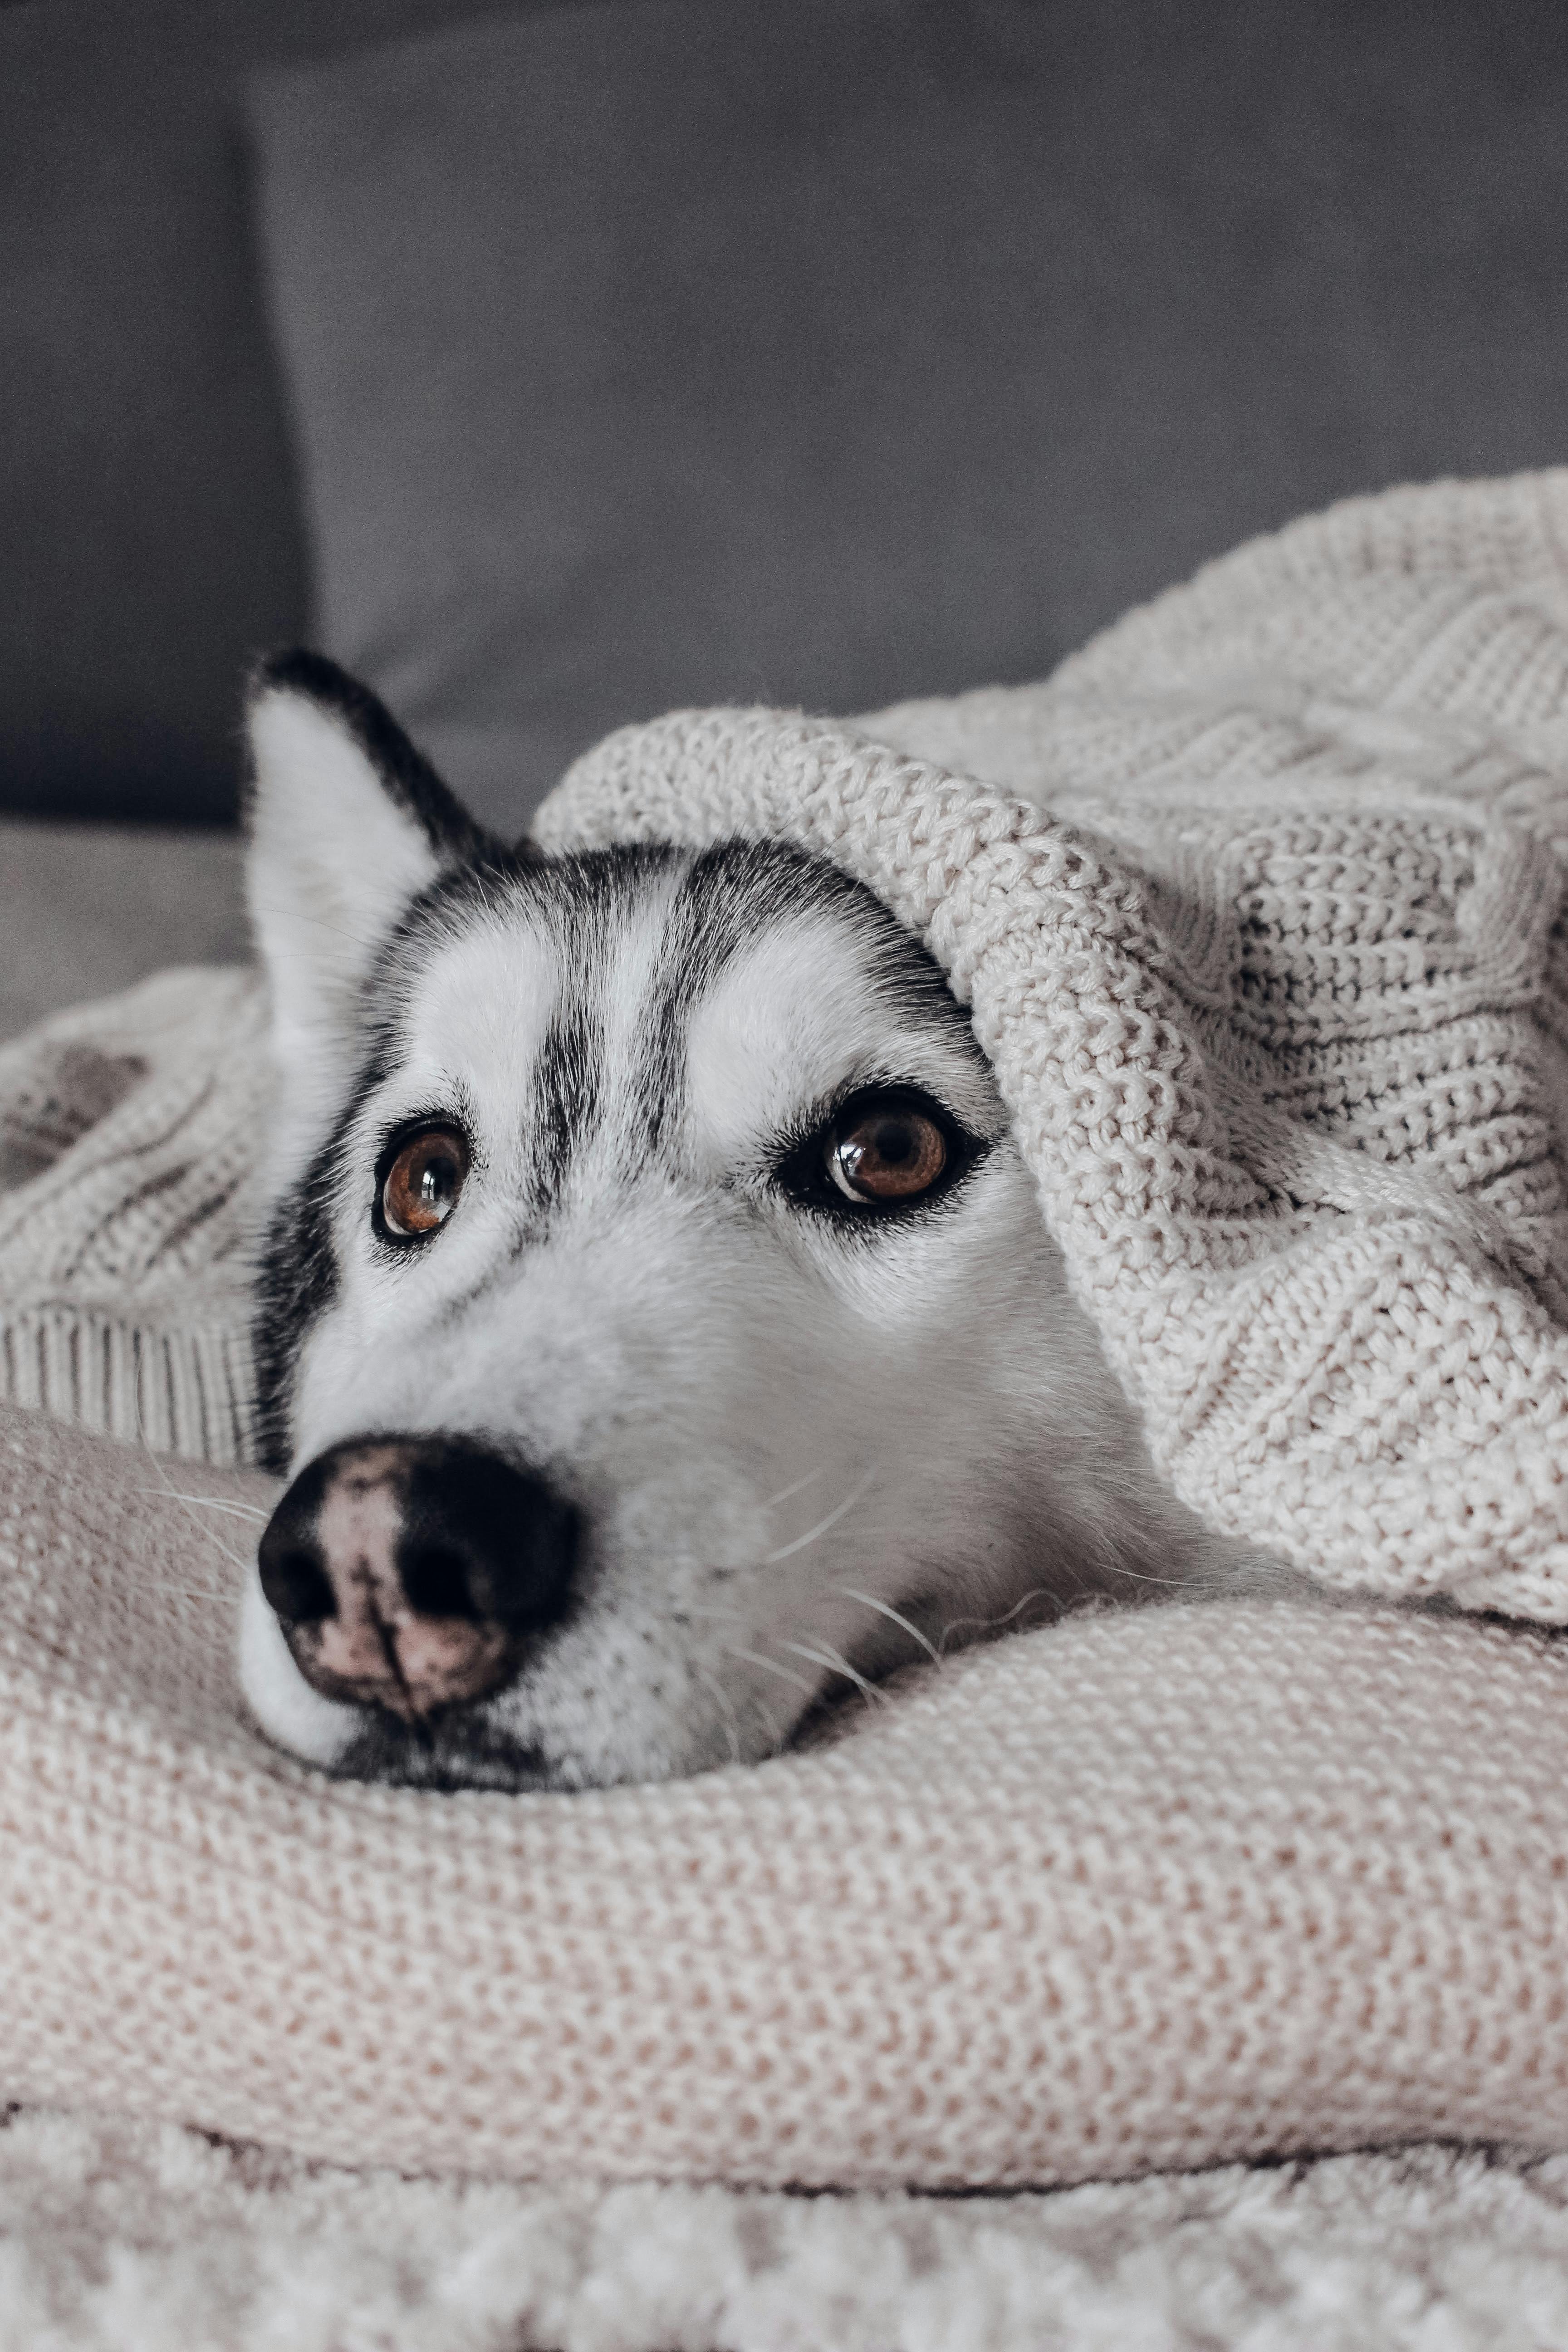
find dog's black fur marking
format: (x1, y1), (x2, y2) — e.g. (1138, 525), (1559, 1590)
(632, 842), (872, 1158)
(246, 648), (503, 867)
(252, 1122), (344, 1474)
(531, 995), (607, 1213)
(332, 1709), (559, 1792)
(403, 837), (982, 1214)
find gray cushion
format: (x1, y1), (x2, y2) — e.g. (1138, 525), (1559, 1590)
(250, 0), (1568, 836)
(0, 0), (542, 825)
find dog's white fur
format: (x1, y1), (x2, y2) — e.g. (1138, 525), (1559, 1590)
(240, 670), (1248, 1791)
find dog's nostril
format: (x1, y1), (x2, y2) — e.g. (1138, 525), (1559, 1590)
(399, 1542), (481, 1622)
(398, 1452), (579, 1630)
(258, 1542), (336, 1626)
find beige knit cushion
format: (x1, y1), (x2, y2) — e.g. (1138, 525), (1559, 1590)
(5, 1393), (1568, 2187)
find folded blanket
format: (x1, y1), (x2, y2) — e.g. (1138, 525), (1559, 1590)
(5, 472), (1568, 2195)
(0, 966), (261, 1460)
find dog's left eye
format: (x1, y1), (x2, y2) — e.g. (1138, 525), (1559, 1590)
(380, 1126), (470, 1240)
(828, 1102), (948, 1203)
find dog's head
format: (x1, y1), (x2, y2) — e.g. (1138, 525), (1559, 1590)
(239, 654), (1151, 1790)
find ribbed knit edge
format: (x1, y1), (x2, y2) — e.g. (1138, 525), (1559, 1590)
(0, 1311), (256, 1466)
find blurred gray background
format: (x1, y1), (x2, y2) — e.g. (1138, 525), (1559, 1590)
(3, 0), (1568, 1029)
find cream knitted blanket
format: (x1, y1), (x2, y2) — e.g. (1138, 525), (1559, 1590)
(5, 473), (1568, 2206)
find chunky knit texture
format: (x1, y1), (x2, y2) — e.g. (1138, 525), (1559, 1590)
(4, 1395), (1568, 2189)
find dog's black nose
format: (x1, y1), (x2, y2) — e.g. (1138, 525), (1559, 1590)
(257, 1435), (577, 1721)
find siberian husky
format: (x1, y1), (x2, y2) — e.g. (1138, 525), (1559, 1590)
(240, 651), (1247, 1792)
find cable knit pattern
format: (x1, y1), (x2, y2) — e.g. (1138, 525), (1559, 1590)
(4, 1397), (1568, 2187)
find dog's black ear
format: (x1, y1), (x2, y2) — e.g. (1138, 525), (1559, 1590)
(247, 648), (491, 863)
(244, 651), (497, 1171)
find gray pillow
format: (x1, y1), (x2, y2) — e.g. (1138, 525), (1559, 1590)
(250, 0), (1568, 835)
(0, 0), (534, 826)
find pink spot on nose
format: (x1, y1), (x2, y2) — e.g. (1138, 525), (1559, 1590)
(287, 1446), (518, 1719)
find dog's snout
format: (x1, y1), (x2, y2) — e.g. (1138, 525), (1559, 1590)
(257, 1435), (577, 1722)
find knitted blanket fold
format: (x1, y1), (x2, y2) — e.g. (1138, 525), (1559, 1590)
(6, 471), (1568, 2193)
(0, 966), (262, 1462)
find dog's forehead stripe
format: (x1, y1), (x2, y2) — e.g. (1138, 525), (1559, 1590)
(525, 868), (622, 1207)
(504, 844), (871, 1196)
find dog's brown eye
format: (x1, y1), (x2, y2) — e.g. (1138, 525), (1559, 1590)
(382, 1127), (469, 1238)
(828, 1104), (948, 1203)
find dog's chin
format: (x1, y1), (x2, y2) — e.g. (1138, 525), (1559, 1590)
(324, 1705), (764, 1793)
(330, 1710), (566, 1794)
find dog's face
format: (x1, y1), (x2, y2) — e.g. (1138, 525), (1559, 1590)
(239, 658), (1153, 1791)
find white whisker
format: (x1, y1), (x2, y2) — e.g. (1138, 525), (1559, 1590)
(756, 1469), (823, 1515)
(763, 1468), (876, 1566)
(744, 1691), (788, 1758)
(133, 1409), (255, 1583)
(136, 1489), (270, 1524)
(722, 1644), (819, 1701)
(939, 1586), (1053, 1653)
(179, 1520), (250, 1575)
(833, 1586), (943, 1670)
(692, 1663), (744, 1765)
(779, 1637), (884, 1708)
(1106, 1560), (1199, 1589)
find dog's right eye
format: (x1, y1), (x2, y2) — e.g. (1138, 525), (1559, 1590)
(380, 1126), (470, 1240)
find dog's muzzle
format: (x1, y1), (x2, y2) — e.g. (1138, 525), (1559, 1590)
(256, 1434), (578, 1721)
